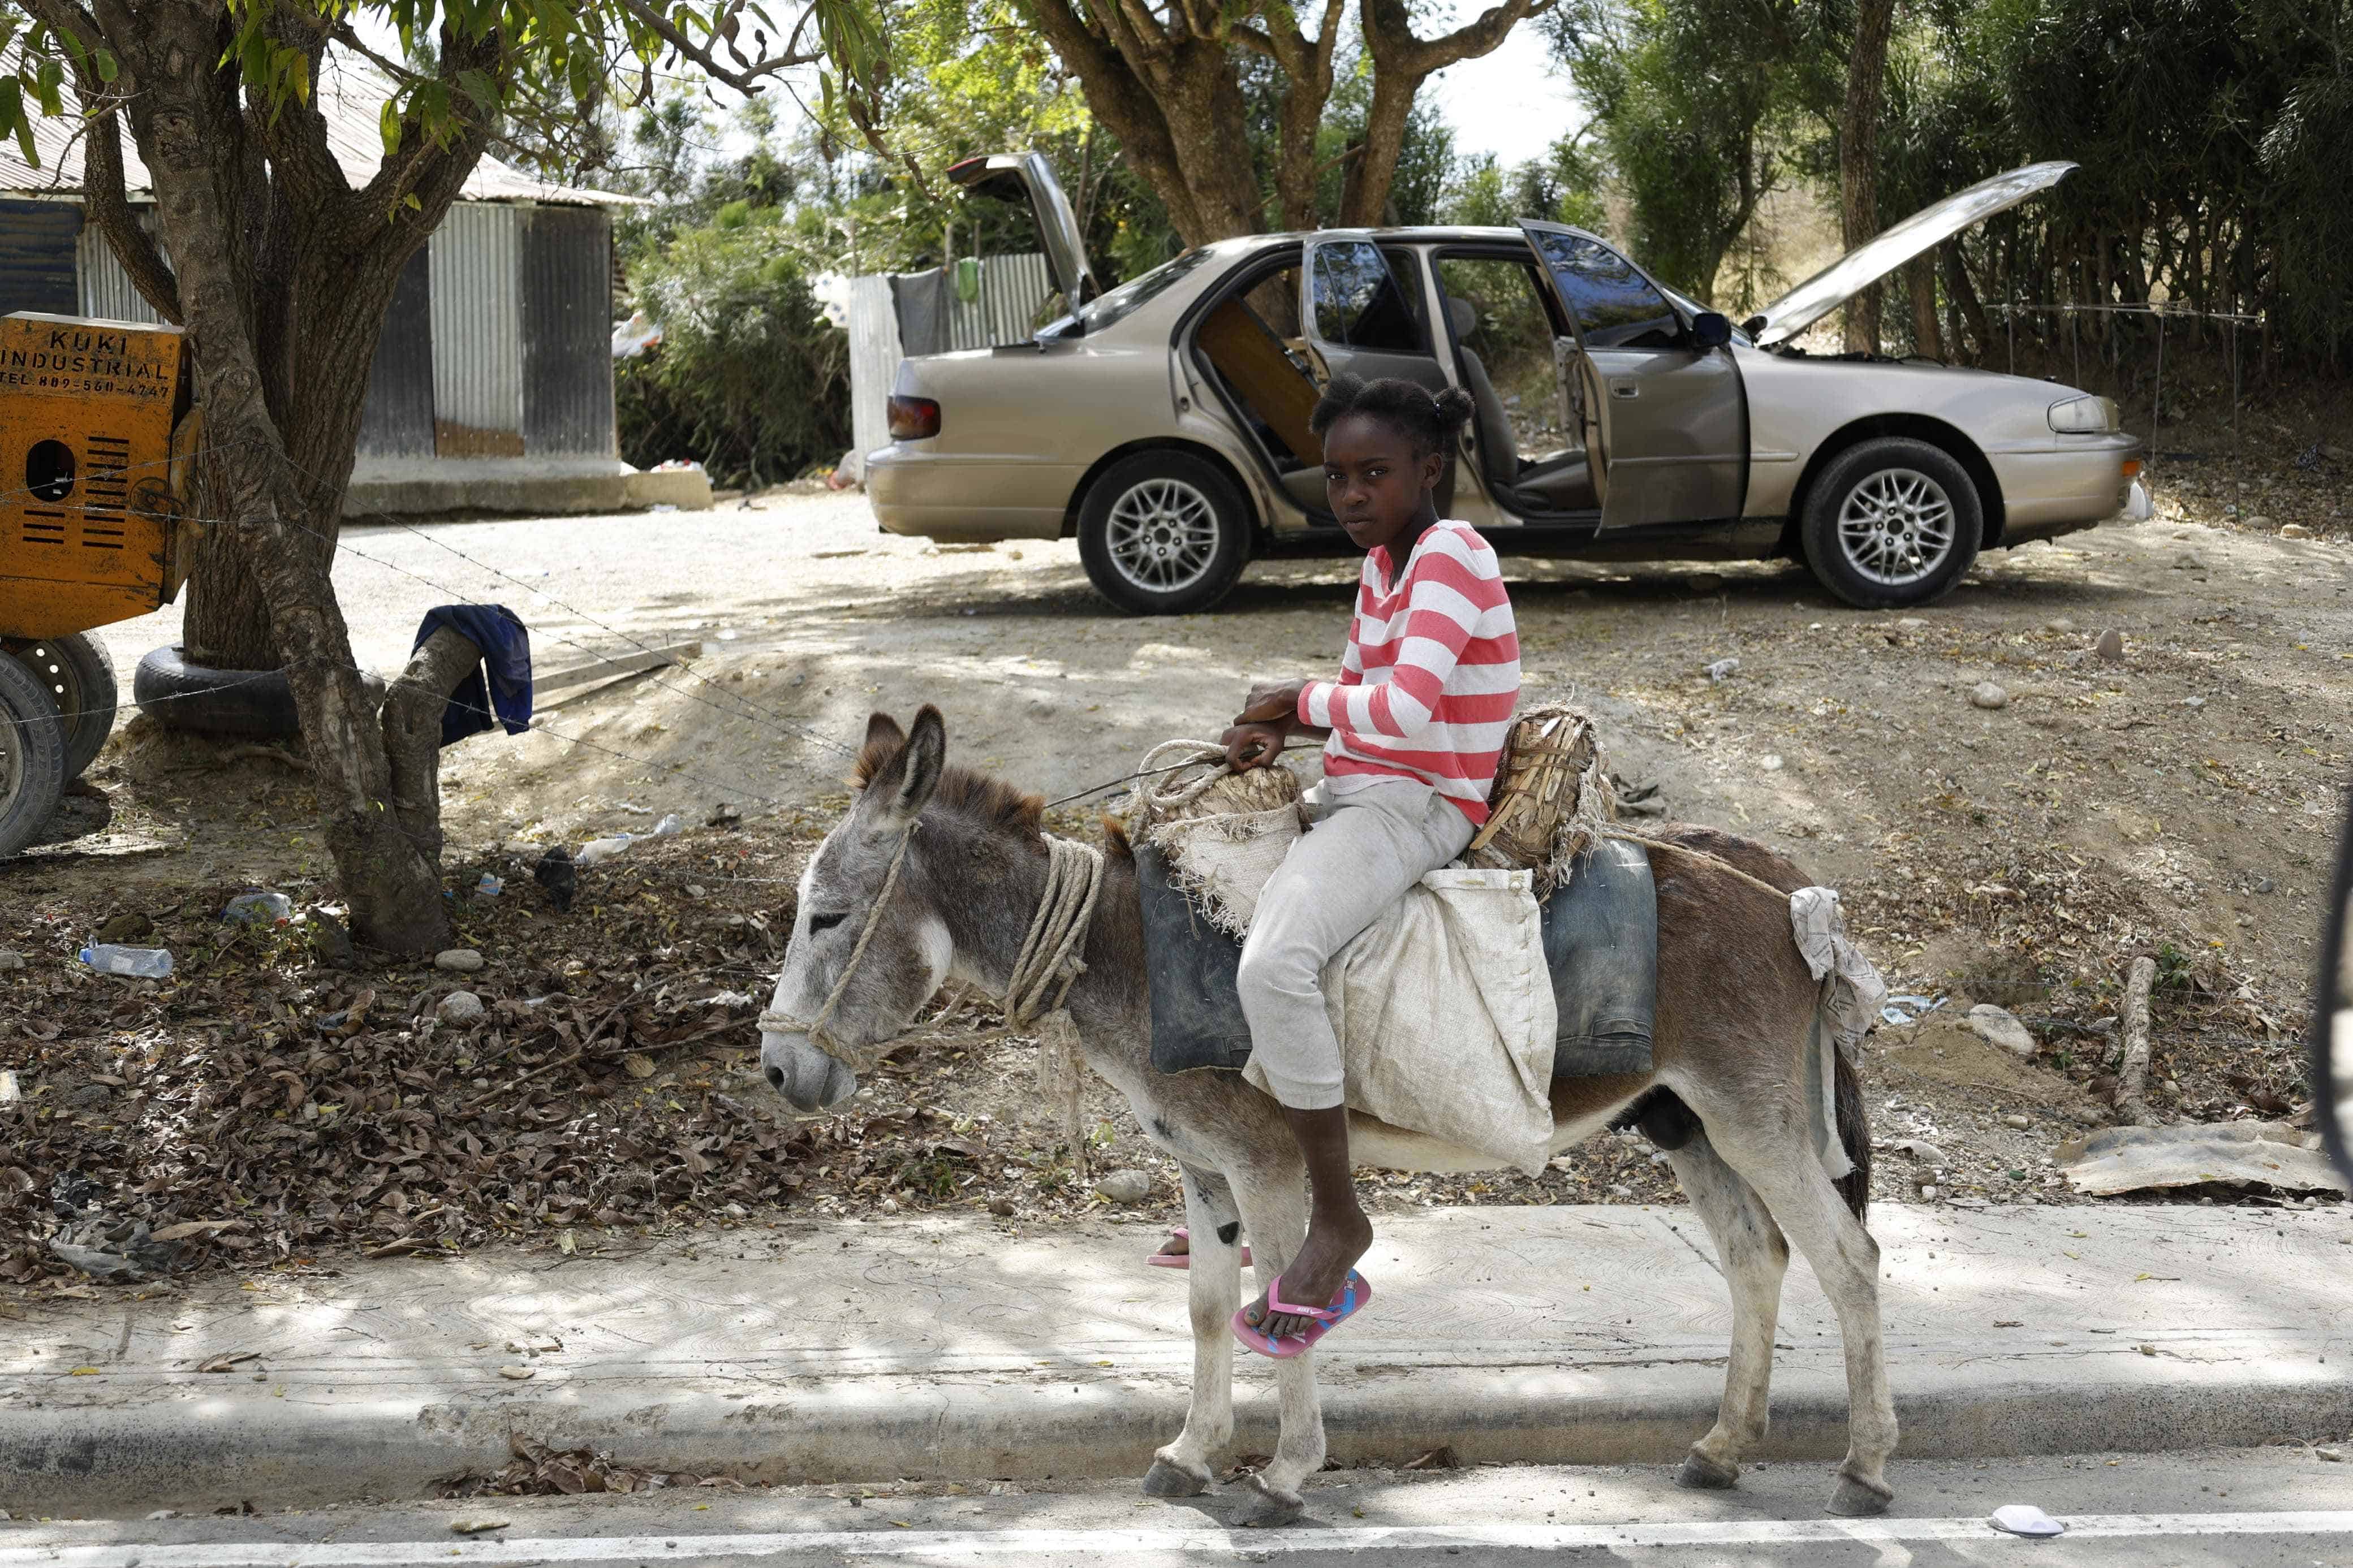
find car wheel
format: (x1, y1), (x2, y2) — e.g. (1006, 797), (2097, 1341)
(5, 633), (117, 780)
(1799, 437), (1982, 609)
(0, 650), (66, 860)
(1078, 451), (1252, 616)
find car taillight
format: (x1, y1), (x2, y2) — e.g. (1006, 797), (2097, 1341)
(888, 395), (941, 440)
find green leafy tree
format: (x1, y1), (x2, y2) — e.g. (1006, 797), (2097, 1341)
(0, 0), (878, 952)
(1548, 0), (1834, 300)
(617, 211), (850, 486)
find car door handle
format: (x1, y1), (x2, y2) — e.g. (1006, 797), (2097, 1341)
(1610, 382), (1639, 399)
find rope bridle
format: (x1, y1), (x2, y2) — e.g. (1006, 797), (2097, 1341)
(757, 823), (1106, 1082)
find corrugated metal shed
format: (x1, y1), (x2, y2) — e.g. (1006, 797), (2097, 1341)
(521, 206), (615, 456)
(356, 247), (436, 459)
(428, 204), (524, 456)
(0, 198), (81, 318)
(0, 63), (639, 208)
(946, 251), (1053, 350)
(77, 217), (163, 324)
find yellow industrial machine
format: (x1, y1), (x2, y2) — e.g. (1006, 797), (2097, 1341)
(0, 311), (191, 856)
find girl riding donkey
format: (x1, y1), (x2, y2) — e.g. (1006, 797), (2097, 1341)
(1167, 375), (1520, 1357)
(758, 382), (1896, 1527)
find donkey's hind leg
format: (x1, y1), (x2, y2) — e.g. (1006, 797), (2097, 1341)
(1707, 1122), (1898, 1517)
(1145, 1164), (1244, 1499)
(1662, 1130), (1790, 1491)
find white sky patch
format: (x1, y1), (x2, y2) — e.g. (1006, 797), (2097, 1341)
(1425, 31), (1587, 163)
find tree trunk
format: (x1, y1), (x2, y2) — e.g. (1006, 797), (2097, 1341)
(1944, 240), (1991, 364)
(383, 627), (484, 864)
(1908, 254), (1941, 360)
(1342, 67), (1425, 228)
(140, 0), (453, 954)
(1838, 0), (1897, 354)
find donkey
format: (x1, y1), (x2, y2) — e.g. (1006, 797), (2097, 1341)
(760, 707), (1894, 1526)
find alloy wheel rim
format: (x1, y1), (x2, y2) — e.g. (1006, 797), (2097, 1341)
(1837, 468), (1956, 588)
(1105, 478), (1220, 595)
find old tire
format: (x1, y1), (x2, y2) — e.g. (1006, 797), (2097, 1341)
(1078, 451), (1252, 616)
(5, 633), (117, 780)
(0, 652), (67, 859)
(132, 647), (384, 740)
(1799, 437), (1982, 610)
(134, 644), (301, 739)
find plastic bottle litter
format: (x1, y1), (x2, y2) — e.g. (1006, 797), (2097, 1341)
(576, 835), (635, 866)
(81, 945), (174, 979)
(476, 874), (504, 897)
(652, 814), (683, 837)
(222, 892), (293, 925)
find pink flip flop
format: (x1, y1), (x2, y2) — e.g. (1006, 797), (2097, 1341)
(1230, 1269), (1372, 1359)
(1147, 1226), (1252, 1270)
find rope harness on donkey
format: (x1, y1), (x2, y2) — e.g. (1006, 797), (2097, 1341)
(758, 824), (1107, 1157)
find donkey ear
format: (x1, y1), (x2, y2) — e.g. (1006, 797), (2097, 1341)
(894, 705), (947, 818)
(864, 711), (906, 751)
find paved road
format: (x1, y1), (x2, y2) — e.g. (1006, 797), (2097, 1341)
(91, 490), (1241, 692)
(6, 1452), (2350, 1566)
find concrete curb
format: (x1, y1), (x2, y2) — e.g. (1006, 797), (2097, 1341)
(5, 1205), (2347, 1512)
(10, 1345), (2349, 1513)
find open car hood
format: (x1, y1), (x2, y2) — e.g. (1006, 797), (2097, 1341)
(1748, 161), (2077, 347)
(945, 152), (1099, 309)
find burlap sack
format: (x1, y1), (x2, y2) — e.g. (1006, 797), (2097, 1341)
(1243, 865), (1559, 1172)
(1128, 743), (1305, 938)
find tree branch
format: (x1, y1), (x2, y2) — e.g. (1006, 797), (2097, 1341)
(613, 0), (825, 91)
(81, 92), (183, 322)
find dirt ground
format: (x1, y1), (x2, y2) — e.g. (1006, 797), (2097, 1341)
(4, 421), (2348, 1291)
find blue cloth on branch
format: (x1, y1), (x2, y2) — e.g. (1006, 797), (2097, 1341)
(412, 605), (533, 748)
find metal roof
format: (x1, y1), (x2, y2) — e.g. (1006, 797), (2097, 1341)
(0, 59), (637, 207)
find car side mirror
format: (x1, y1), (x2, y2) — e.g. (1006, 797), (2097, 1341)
(1690, 311), (1732, 351)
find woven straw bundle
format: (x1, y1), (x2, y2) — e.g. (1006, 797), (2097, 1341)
(1461, 705), (1614, 895)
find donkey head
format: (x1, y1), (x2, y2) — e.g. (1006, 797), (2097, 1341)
(761, 707), (955, 1113)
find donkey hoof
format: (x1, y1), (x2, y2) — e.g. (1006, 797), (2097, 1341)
(1141, 1458), (1209, 1498)
(1826, 1474), (1894, 1518)
(1234, 1475), (1306, 1528)
(1675, 1453), (1740, 1491)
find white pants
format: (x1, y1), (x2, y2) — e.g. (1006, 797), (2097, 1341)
(1235, 779), (1477, 1110)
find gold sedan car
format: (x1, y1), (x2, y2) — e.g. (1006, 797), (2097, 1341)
(869, 155), (2147, 615)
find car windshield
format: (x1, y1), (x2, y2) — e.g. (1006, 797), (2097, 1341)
(1055, 248), (1217, 335)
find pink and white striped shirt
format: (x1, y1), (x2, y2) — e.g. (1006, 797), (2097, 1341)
(1298, 519), (1520, 825)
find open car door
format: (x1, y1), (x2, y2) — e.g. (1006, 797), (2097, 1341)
(1519, 221), (1744, 534)
(1297, 232), (1447, 394)
(945, 153), (1100, 309)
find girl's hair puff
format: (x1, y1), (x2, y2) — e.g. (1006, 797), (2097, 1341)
(1308, 373), (1474, 461)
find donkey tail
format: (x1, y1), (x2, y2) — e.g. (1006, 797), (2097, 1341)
(1833, 1047), (1871, 1224)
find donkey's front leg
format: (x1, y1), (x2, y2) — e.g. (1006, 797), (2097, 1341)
(1228, 1165), (1319, 1528)
(1144, 1165), (1244, 1499)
